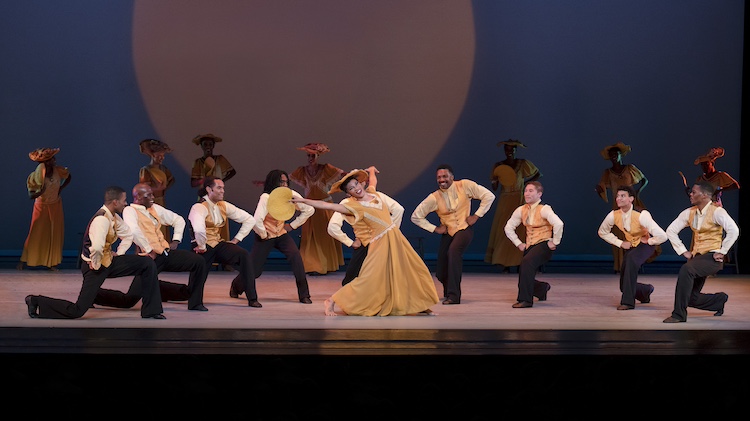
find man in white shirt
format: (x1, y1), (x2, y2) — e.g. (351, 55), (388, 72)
(663, 180), (739, 323)
(248, 170), (315, 303)
(94, 183), (210, 311)
(188, 176), (260, 307)
(598, 185), (667, 310)
(25, 186), (165, 319)
(504, 181), (564, 308)
(411, 164), (495, 305)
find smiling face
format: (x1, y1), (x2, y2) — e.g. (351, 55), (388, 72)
(200, 139), (215, 156)
(206, 179), (225, 202)
(344, 178), (366, 199)
(133, 184), (155, 208)
(436, 168), (454, 190)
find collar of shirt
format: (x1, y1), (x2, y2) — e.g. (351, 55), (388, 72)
(439, 183), (459, 210)
(203, 197), (224, 225)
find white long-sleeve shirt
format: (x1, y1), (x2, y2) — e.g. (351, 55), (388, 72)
(252, 189), (314, 240)
(82, 205), (133, 270)
(504, 201), (564, 247)
(188, 197), (256, 251)
(597, 206), (667, 248)
(123, 203), (186, 254)
(666, 202), (739, 256)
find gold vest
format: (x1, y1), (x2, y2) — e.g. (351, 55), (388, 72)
(202, 201), (228, 248)
(134, 207), (169, 254)
(521, 204), (553, 246)
(432, 180), (471, 236)
(688, 204), (723, 255)
(613, 210), (647, 248)
(262, 213), (287, 239)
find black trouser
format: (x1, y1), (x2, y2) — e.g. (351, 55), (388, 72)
(671, 253), (725, 321)
(244, 233), (310, 300)
(619, 244), (655, 307)
(342, 244), (368, 286)
(436, 227), (473, 302)
(201, 241), (256, 304)
(517, 241), (554, 304)
(95, 249), (209, 309)
(35, 255), (162, 319)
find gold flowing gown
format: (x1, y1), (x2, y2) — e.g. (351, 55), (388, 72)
(332, 187), (439, 316)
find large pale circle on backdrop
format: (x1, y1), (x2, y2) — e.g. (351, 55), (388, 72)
(132, 1), (475, 209)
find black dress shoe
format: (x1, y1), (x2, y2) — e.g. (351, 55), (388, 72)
(442, 298), (460, 305)
(300, 297), (312, 304)
(512, 301), (533, 308)
(143, 314), (167, 319)
(229, 287), (239, 299)
(662, 316), (684, 323)
(617, 304), (634, 310)
(189, 304), (208, 311)
(640, 284), (655, 303)
(537, 283), (551, 301)
(248, 300), (262, 308)
(714, 292), (729, 316)
(25, 295), (39, 318)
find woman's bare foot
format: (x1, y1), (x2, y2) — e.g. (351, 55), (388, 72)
(420, 309), (437, 316)
(48, 266), (59, 272)
(324, 298), (337, 316)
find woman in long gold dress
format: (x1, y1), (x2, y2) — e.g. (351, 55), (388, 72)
(485, 139), (540, 270)
(289, 143), (344, 275)
(18, 148), (71, 271)
(291, 167), (439, 316)
(138, 139), (175, 238)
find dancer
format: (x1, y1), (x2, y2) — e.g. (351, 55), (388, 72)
(188, 176), (261, 307)
(485, 139), (540, 271)
(597, 185), (667, 310)
(691, 147), (739, 207)
(595, 141), (649, 272)
(411, 164), (495, 304)
(327, 167), (404, 286)
(138, 138), (175, 239)
(18, 148), (71, 271)
(25, 186), (165, 319)
(504, 181), (564, 308)
(291, 167), (439, 316)
(190, 133), (235, 242)
(663, 181), (739, 323)
(246, 169), (315, 304)
(94, 183), (209, 311)
(290, 142), (344, 275)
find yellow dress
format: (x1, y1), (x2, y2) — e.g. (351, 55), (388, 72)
(21, 164), (70, 268)
(485, 159), (539, 266)
(332, 187), (439, 316)
(290, 163), (344, 274)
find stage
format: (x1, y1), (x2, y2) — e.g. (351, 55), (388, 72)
(3, 268), (749, 414)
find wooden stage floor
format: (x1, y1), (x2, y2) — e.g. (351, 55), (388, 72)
(3, 268), (749, 414)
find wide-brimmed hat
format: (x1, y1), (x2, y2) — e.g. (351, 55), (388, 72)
(139, 139), (172, 156)
(600, 142), (631, 160)
(267, 187), (295, 221)
(29, 147), (60, 162)
(297, 142), (330, 155)
(694, 147), (725, 165)
(192, 133), (223, 145)
(328, 169), (368, 194)
(497, 139), (527, 148)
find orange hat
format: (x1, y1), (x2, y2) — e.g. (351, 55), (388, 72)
(600, 142), (631, 160)
(297, 142), (330, 155)
(29, 147), (60, 162)
(328, 169), (368, 194)
(497, 139), (527, 148)
(139, 139), (172, 155)
(694, 147), (724, 165)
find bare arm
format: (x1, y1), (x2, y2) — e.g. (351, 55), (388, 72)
(290, 197), (352, 215)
